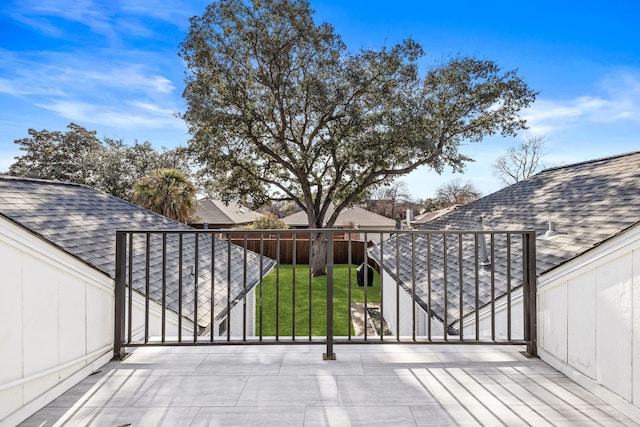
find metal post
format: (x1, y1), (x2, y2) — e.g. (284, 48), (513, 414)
(524, 231), (538, 356)
(114, 231), (126, 359)
(324, 232), (336, 360)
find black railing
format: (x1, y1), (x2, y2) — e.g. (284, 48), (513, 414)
(114, 229), (537, 359)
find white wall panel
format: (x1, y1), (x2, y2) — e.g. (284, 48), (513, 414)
(0, 239), (23, 385)
(58, 273), (86, 364)
(540, 282), (568, 361)
(22, 254), (59, 377)
(538, 223), (640, 421)
(596, 254), (633, 401)
(633, 248), (640, 406)
(0, 218), (114, 424)
(567, 270), (596, 379)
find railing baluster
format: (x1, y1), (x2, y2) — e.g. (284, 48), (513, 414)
(308, 234), (313, 340)
(427, 234), (432, 342)
(324, 232), (335, 360)
(347, 232), (352, 340)
(259, 233), (264, 341)
(242, 232), (247, 342)
(162, 233), (166, 343)
(178, 233), (183, 343)
(127, 233), (133, 345)
(459, 233), (464, 342)
(363, 232), (368, 342)
(411, 233), (416, 342)
(144, 233), (150, 344)
(490, 233), (496, 342)
(226, 233), (231, 342)
(194, 233), (199, 343)
(275, 233), (280, 341)
(443, 233), (448, 342)
(292, 233), (297, 340)
(210, 232), (215, 342)
(114, 231), (126, 359)
(507, 233), (512, 342)
(395, 234), (400, 341)
(525, 231), (538, 356)
(379, 233), (386, 342)
(474, 233), (480, 342)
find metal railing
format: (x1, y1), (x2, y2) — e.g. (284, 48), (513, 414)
(114, 228), (537, 359)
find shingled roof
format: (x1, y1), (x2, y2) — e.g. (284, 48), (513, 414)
(0, 176), (275, 328)
(192, 199), (262, 228)
(283, 206), (396, 228)
(370, 151), (640, 330)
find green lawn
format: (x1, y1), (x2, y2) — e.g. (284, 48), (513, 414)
(255, 264), (381, 337)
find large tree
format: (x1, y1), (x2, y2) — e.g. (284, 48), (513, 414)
(7, 123), (103, 186)
(180, 0), (537, 275)
(6, 123), (191, 202)
(436, 179), (482, 207)
(368, 181), (412, 219)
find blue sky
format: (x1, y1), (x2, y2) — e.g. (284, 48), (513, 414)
(1, 1), (639, 199)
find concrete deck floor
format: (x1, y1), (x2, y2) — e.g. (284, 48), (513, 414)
(20, 344), (637, 426)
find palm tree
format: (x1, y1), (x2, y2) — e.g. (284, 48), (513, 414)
(133, 169), (196, 223)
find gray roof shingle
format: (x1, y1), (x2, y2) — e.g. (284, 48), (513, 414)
(371, 152), (640, 330)
(0, 176), (275, 328)
(193, 199), (262, 227)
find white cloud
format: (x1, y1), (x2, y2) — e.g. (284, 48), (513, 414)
(37, 100), (186, 130)
(120, 0), (209, 28)
(0, 50), (176, 100)
(5, 0), (208, 39)
(524, 71), (640, 135)
(7, 0), (117, 39)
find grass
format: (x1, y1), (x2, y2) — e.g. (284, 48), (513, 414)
(255, 264), (381, 337)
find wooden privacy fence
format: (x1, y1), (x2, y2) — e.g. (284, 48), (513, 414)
(229, 238), (368, 265)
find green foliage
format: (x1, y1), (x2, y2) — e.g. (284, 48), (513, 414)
(256, 264), (381, 337)
(132, 169), (197, 223)
(247, 213), (289, 229)
(6, 123), (191, 202)
(7, 123), (103, 186)
(180, 0), (537, 233)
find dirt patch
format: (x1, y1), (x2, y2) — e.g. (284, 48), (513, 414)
(350, 303), (392, 336)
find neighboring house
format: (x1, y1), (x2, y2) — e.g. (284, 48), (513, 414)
(367, 198), (422, 221)
(282, 206), (396, 242)
(0, 177), (274, 424)
(190, 198), (263, 229)
(413, 205), (459, 225)
(371, 151), (640, 421)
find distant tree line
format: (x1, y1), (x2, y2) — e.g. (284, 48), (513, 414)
(4, 123), (191, 203)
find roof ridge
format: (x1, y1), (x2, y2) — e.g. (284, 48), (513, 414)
(538, 150), (640, 174)
(0, 175), (94, 189)
(0, 175), (190, 227)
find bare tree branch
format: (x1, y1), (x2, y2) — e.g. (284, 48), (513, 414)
(493, 135), (548, 186)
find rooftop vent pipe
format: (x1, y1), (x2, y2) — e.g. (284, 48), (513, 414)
(544, 221), (556, 238)
(475, 216), (491, 267)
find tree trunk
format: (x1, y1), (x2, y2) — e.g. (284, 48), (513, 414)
(310, 232), (327, 277)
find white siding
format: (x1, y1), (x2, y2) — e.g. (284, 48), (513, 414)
(461, 291), (524, 341)
(0, 217), (114, 423)
(229, 286), (255, 338)
(566, 270), (596, 377)
(0, 217), (190, 425)
(380, 269), (444, 339)
(538, 223), (640, 423)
